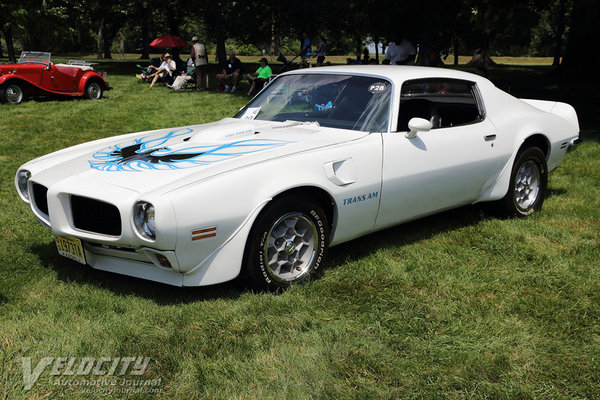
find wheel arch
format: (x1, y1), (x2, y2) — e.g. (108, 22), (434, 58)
(519, 133), (550, 160)
(0, 77), (35, 94)
(263, 185), (337, 235)
(478, 132), (551, 202)
(78, 73), (109, 92)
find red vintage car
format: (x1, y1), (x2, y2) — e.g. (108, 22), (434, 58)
(0, 51), (111, 104)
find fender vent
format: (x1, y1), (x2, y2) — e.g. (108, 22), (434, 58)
(71, 195), (121, 236)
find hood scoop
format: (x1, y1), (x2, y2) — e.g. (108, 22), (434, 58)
(190, 122), (256, 143)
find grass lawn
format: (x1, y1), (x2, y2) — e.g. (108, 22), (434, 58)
(0, 62), (599, 399)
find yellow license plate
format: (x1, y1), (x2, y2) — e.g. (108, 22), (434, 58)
(54, 235), (86, 264)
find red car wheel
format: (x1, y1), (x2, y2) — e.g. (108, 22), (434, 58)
(3, 83), (24, 104)
(85, 81), (103, 100)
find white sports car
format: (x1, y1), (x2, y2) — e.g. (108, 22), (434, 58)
(15, 66), (580, 290)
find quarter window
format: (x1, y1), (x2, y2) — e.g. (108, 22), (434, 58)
(398, 79), (483, 131)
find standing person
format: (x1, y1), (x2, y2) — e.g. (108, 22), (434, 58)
(382, 38), (398, 65)
(245, 57), (272, 96)
(362, 47), (370, 64)
(396, 36), (417, 65)
(216, 50), (242, 93)
(314, 35), (326, 67)
(298, 32), (311, 68)
(191, 36), (208, 90)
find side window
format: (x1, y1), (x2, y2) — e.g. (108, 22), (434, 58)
(398, 79), (483, 131)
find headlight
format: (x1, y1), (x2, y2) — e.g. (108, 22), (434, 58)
(16, 170), (31, 200)
(133, 201), (156, 240)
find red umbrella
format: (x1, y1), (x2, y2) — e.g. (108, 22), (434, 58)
(149, 35), (188, 48)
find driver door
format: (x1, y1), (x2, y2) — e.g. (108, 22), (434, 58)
(40, 64), (77, 93)
(375, 79), (502, 228)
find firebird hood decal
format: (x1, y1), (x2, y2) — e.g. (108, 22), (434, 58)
(89, 128), (292, 172)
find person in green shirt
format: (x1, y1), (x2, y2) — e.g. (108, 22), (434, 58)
(246, 57), (273, 96)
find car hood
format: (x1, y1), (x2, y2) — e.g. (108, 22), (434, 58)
(25, 118), (367, 195)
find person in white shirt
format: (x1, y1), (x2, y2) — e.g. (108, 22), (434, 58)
(191, 36), (208, 90)
(148, 53), (176, 89)
(384, 35), (416, 65)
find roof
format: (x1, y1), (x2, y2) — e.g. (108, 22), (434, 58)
(282, 65), (492, 86)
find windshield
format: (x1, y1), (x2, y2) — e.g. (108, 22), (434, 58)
(18, 51), (51, 64)
(235, 74), (392, 132)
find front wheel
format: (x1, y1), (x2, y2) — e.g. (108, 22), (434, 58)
(496, 146), (548, 217)
(3, 83), (24, 104)
(243, 197), (329, 291)
(84, 81), (103, 100)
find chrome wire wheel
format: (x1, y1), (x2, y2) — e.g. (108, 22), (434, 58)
(514, 160), (540, 211)
(5, 84), (23, 104)
(263, 212), (318, 283)
(86, 82), (102, 99)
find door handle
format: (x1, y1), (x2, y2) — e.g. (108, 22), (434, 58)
(484, 134), (496, 141)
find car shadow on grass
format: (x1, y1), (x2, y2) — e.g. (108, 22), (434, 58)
(30, 242), (243, 304)
(322, 195), (562, 271)
(25, 95), (110, 104)
(29, 188), (567, 304)
(324, 203), (492, 269)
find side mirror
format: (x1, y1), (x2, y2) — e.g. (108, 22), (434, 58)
(405, 117), (432, 139)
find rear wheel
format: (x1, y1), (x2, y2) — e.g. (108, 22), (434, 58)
(496, 146), (547, 217)
(85, 81), (103, 100)
(3, 83), (24, 104)
(243, 197), (329, 291)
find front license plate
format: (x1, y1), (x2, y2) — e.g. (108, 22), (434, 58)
(54, 235), (86, 265)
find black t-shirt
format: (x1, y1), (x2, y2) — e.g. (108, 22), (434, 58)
(222, 57), (242, 74)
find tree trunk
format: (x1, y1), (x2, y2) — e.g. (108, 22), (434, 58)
(2, 26), (16, 63)
(119, 29), (125, 60)
(103, 28), (113, 59)
(167, 7), (180, 36)
(97, 17), (104, 59)
(355, 36), (362, 61)
(270, 11), (276, 61)
(466, 45), (495, 67)
(560, 0), (600, 78)
(212, 9), (226, 65)
(140, 5), (150, 59)
(552, 0), (568, 67)
(0, 31), (4, 58)
(374, 36), (379, 63)
(452, 35), (459, 65)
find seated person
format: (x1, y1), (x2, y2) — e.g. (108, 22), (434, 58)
(168, 58), (196, 91)
(147, 53), (176, 89)
(246, 57), (272, 96)
(216, 50), (242, 93)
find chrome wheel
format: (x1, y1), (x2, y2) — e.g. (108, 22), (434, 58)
(86, 82), (102, 99)
(263, 212), (318, 283)
(514, 160), (540, 211)
(5, 84), (23, 104)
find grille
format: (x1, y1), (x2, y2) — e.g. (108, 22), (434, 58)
(71, 195), (121, 236)
(32, 183), (49, 216)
